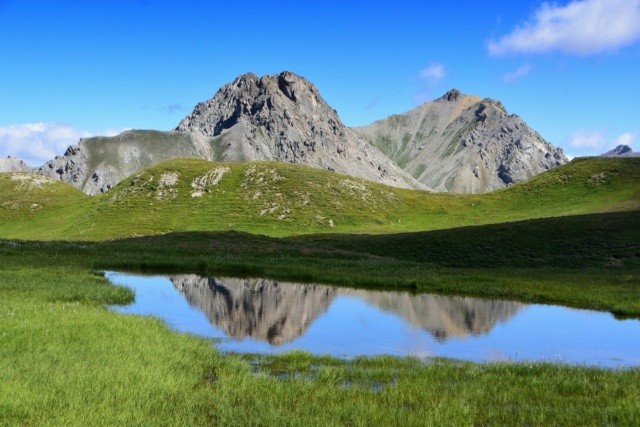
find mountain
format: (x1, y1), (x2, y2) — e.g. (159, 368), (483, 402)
(3, 72), (569, 195)
(0, 157), (32, 173)
(175, 71), (422, 190)
(601, 145), (640, 158)
(35, 130), (216, 195)
(26, 72), (423, 195)
(353, 89), (568, 193)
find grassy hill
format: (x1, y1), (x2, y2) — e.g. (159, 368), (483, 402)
(0, 173), (88, 239)
(0, 157), (638, 241)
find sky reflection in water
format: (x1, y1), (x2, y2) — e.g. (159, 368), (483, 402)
(107, 272), (640, 367)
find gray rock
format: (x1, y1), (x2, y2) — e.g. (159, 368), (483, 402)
(0, 156), (33, 173)
(176, 71), (425, 190)
(8, 76), (568, 196)
(37, 130), (215, 195)
(601, 145), (640, 158)
(353, 89), (568, 193)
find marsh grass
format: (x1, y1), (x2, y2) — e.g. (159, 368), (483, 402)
(2, 267), (639, 425)
(2, 207), (638, 316)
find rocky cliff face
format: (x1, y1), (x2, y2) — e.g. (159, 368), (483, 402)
(601, 144), (640, 158)
(36, 130), (215, 195)
(8, 75), (568, 195)
(353, 89), (568, 193)
(176, 71), (423, 190)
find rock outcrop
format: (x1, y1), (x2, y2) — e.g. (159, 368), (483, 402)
(601, 144), (640, 158)
(36, 130), (215, 195)
(353, 89), (568, 193)
(0, 157), (33, 173)
(176, 71), (423, 190)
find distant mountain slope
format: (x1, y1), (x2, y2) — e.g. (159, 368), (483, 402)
(0, 157), (33, 173)
(36, 130), (215, 195)
(602, 145), (640, 158)
(176, 71), (423, 190)
(353, 89), (568, 193)
(1, 157), (637, 241)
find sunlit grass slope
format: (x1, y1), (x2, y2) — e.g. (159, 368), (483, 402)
(1, 157), (638, 240)
(0, 173), (88, 239)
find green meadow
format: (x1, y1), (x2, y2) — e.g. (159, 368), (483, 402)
(1, 157), (639, 425)
(1, 157), (638, 240)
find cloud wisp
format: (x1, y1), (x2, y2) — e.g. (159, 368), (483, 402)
(503, 64), (533, 83)
(612, 132), (638, 147)
(488, 0), (640, 56)
(564, 129), (638, 156)
(419, 63), (446, 84)
(414, 63), (447, 105)
(159, 103), (184, 114)
(0, 123), (127, 166)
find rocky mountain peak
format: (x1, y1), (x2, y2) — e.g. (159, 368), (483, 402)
(438, 88), (463, 103)
(175, 71), (422, 189)
(353, 89), (568, 193)
(475, 98), (508, 121)
(177, 71), (339, 138)
(601, 144), (640, 158)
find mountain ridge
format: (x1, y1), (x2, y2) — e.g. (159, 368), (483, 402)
(2, 71), (567, 195)
(353, 88), (567, 193)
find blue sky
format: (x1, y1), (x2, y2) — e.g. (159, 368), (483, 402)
(1, 0), (639, 165)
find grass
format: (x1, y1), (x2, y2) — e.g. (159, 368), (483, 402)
(1, 209), (639, 316)
(0, 157), (639, 241)
(1, 267), (639, 425)
(1, 156), (639, 424)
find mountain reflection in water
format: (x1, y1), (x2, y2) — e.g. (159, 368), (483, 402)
(170, 275), (524, 345)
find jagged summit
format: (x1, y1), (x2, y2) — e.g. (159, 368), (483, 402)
(437, 88), (463, 103)
(2, 74), (568, 195)
(177, 71), (340, 138)
(353, 89), (567, 193)
(176, 71), (423, 189)
(602, 144), (640, 158)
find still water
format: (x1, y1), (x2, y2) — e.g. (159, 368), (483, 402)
(106, 272), (640, 367)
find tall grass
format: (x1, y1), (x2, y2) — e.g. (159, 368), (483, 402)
(1, 267), (639, 425)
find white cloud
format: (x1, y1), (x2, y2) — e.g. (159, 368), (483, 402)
(563, 128), (638, 156)
(413, 63), (447, 105)
(503, 64), (533, 83)
(0, 122), (128, 166)
(419, 63), (446, 83)
(488, 0), (640, 56)
(566, 129), (607, 149)
(612, 132), (638, 147)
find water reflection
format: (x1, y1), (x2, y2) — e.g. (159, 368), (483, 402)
(171, 275), (523, 344)
(108, 272), (640, 367)
(172, 276), (338, 345)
